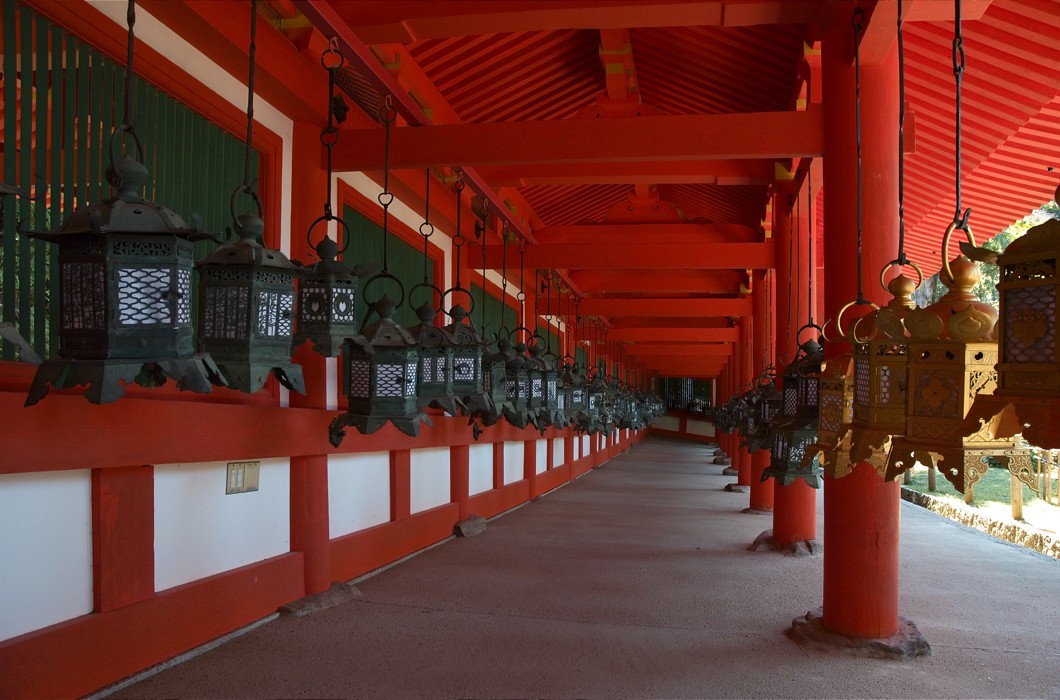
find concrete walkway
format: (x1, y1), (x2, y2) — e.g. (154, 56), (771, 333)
(113, 438), (1060, 699)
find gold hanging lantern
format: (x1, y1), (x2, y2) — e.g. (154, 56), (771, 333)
(887, 249), (1030, 492)
(962, 186), (1060, 449)
(847, 268), (921, 468)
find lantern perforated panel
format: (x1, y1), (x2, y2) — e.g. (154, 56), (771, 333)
(1004, 285), (1054, 363)
(854, 356), (870, 406)
(61, 262), (105, 330)
(532, 378), (543, 399)
(332, 287), (357, 323)
(376, 362), (406, 398)
(454, 355), (475, 382)
(820, 393), (842, 433)
(349, 358), (371, 398)
(117, 267), (171, 325)
(257, 291), (294, 338)
(202, 287), (250, 339)
(547, 378), (557, 401)
(506, 378), (517, 398)
(880, 365), (892, 403)
(783, 386), (797, 415)
(300, 286), (329, 323)
(176, 269), (192, 325)
(404, 361), (418, 396)
(573, 388), (585, 409)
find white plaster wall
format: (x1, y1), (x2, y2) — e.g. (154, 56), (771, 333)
(552, 438), (565, 467)
(535, 439), (548, 474)
(687, 420), (716, 437)
(329, 452), (391, 538)
(652, 415), (681, 431)
(468, 444), (494, 496)
(155, 459), (290, 592)
(625, 428), (631, 440)
(0, 470), (92, 643)
(581, 435), (590, 456)
(410, 447), (451, 514)
(503, 441), (524, 485)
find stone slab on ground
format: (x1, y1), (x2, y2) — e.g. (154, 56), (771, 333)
(278, 583), (362, 617)
(454, 514), (487, 537)
(788, 607), (931, 659)
(748, 529), (822, 557)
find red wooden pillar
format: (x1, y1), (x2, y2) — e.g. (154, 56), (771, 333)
(749, 268), (774, 511)
(821, 7), (902, 638)
(92, 466), (154, 612)
(772, 184), (818, 546)
(288, 121), (332, 595)
(391, 449), (412, 521)
(736, 318), (752, 486)
(451, 444), (470, 521)
(525, 439), (540, 495)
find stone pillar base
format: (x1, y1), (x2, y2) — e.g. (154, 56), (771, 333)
(747, 529), (821, 557)
(721, 465), (738, 475)
(724, 483), (749, 493)
(741, 507), (773, 515)
(788, 607), (930, 659)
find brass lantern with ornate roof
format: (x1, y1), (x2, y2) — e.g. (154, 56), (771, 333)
(887, 253), (1030, 492)
(847, 269), (921, 466)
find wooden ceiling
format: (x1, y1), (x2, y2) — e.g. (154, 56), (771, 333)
(148, 0), (1060, 380)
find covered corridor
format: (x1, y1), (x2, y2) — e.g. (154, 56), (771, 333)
(112, 438), (1060, 700)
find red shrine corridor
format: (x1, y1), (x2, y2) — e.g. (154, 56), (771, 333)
(107, 438), (1059, 699)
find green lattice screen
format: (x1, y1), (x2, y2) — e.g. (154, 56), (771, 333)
(1, 0), (257, 361)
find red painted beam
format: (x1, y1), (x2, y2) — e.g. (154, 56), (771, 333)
(469, 241), (775, 270)
(475, 160), (777, 187)
(576, 297), (752, 317)
(609, 327), (739, 342)
(332, 108), (825, 170)
(333, 1), (824, 44)
(568, 270), (746, 294)
(628, 344), (733, 356)
(533, 223), (760, 245)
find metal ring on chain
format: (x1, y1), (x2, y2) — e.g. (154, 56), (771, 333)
(941, 220), (976, 285)
(879, 259), (923, 292)
(305, 214), (352, 256)
(419, 221), (435, 238)
(320, 43), (345, 70)
(377, 191), (394, 208)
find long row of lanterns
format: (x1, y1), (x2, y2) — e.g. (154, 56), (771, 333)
(16, 0), (664, 445)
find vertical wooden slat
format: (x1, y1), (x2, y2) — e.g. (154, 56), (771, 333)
(18, 5), (34, 346)
(87, 39), (102, 206)
(75, 40), (89, 211)
(49, 23), (65, 355)
(100, 55), (116, 200)
(32, 14), (50, 352)
(2, 0), (18, 359)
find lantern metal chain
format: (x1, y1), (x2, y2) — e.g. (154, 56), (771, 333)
(786, 193), (795, 344)
(852, 6), (866, 306)
(237, 2), (260, 199)
(315, 37), (345, 232)
(952, 0), (971, 230)
(500, 226), (509, 332)
(420, 168), (433, 283)
(807, 166), (815, 326)
(452, 175), (466, 290)
(894, 0), (909, 267)
(544, 270), (554, 353)
(479, 198), (489, 333)
(378, 96), (396, 274)
(517, 242), (527, 340)
(121, 0), (136, 129)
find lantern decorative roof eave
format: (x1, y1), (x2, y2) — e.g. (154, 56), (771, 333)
(197, 210), (305, 395)
(24, 151), (225, 406)
(887, 254), (1031, 493)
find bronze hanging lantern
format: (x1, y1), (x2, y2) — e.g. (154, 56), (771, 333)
(888, 254), (1029, 491)
(330, 292), (426, 443)
(329, 98), (428, 443)
(961, 183), (1060, 449)
(887, 2), (1030, 493)
(443, 176), (490, 416)
(763, 335), (824, 488)
(407, 169), (461, 415)
(501, 335), (534, 429)
(197, 3), (302, 395)
(25, 0), (222, 405)
(804, 353), (857, 478)
(295, 45), (372, 357)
